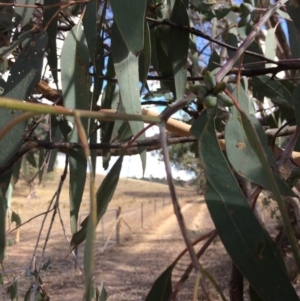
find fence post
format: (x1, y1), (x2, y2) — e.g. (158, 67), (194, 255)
(154, 199), (156, 216)
(116, 207), (121, 244)
(141, 203), (144, 228)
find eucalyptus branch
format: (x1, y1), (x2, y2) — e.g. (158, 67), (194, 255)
(169, 230), (219, 301)
(146, 17), (278, 65)
(159, 124), (200, 272)
(0, 124), (298, 175)
(215, 0), (288, 82)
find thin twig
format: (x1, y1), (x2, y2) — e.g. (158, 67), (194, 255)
(57, 206), (84, 275)
(7, 208), (55, 234)
(169, 230), (218, 301)
(30, 155), (68, 301)
(215, 0), (288, 82)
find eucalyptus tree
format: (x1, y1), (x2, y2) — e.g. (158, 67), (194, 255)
(1, 0), (300, 300)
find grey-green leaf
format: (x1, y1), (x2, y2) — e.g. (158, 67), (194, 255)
(15, 0), (35, 27)
(0, 189), (6, 263)
(69, 150), (87, 234)
(286, 0), (300, 33)
(145, 263), (175, 301)
(43, 0), (59, 85)
(294, 84), (300, 128)
(11, 211), (21, 227)
(110, 0), (147, 54)
(170, 0), (189, 101)
(83, 0), (97, 62)
(0, 33), (47, 167)
(253, 75), (294, 108)
(139, 22), (151, 93)
(112, 24), (146, 172)
(61, 23), (90, 233)
(225, 86), (294, 196)
(71, 156), (124, 247)
(191, 111), (299, 301)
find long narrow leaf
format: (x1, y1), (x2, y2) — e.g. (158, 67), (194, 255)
(191, 110), (299, 301)
(71, 156), (124, 247)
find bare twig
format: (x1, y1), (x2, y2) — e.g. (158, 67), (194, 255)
(30, 155), (68, 301)
(169, 230), (218, 301)
(215, 0), (288, 82)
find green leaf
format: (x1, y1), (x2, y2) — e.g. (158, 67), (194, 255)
(0, 188), (6, 263)
(112, 24), (146, 172)
(12, 159), (21, 185)
(286, 0), (300, 33)
(97, 282), (108, 301)
(61, 23), (90, 114)
(27, 151), (37, 168)
(249, 285), (264, 301)
(170, 0), (189, 101)
(0, 6), (15, 32)
(43, 0), (59, 85)
(294, 84), (300, 128)
(243, 41), (264, 69)
(190, 110), (299, 301)
(110, 0), (147, 54)
(69, 150), (87, 234)
(11, 211), (21, 227)
(0, 33), (47, 167)
(61, 23), (90, 234)
(252, 75), (294, 108)
(139, 22), (151, 93)
(7, 281), (18, 300)
(145, 263), (175, 301)
(15, 0), (34, 27)
(287, 18), (300, 60)
(83, 0), (97, 62)
(207, 49), (220, 72)
(0, 30), (33, 58)
(265, 28), (277, 68)
(71, 156), (123, 247)
(225, 32), (238, 60)
(155, 25), (176, 96)
(225, 85), (294, 196)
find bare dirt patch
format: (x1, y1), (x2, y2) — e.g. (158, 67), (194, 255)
(2, 172), (293, 301)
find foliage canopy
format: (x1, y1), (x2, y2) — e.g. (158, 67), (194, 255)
(1, 0), (300, 300)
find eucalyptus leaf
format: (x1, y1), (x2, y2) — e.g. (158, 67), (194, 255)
(112, 24), (146, 173)
(139, 22), (151, 93)
(0, 189), (6, 263)
(110, 0), (147, 54)
(145, 263), (175, 301)
(265, 28), (277, 68)
(253, 75), (294, 108)
(11, 211), (21, 226)
(83, 0), (97, 62)
(170, 0), (189, 101)
(61, 23), (90, 233)
(191, 110), (299, 301)
(294, 84), (300, 128)
(71, 156), (123, 247)
(43, 0), (59, 85)
(0, 33), (47, 167)
(286, 0), (300, 33)
(15, 0), (35, 27)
